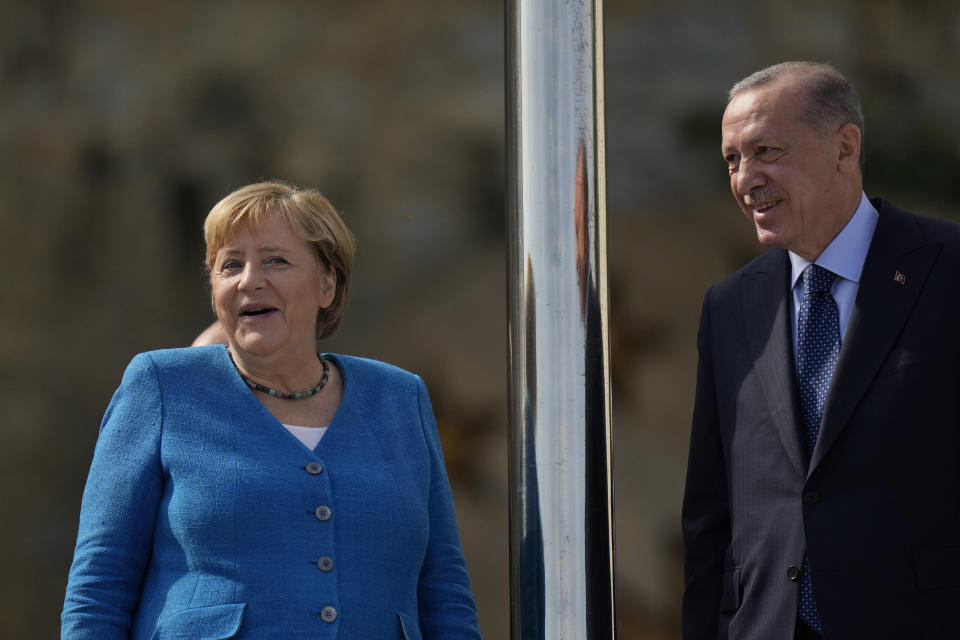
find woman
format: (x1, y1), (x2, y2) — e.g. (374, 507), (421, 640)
(62, 181), (481, 639)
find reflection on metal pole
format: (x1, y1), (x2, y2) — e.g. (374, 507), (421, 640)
(506, 0), (616, 637)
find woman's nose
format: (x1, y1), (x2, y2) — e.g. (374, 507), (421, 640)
(238, 264), (264, 290)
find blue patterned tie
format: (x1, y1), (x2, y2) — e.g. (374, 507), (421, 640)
(796, 264), (840, 634)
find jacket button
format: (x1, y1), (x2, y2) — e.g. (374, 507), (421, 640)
(305, 462), (323, 475)
(787, 565), (801, 582)
(315, 505), (332, 521)
(316, 556), (335, 572)
(803, 490), (820, 504)
(320, 605), (338, 622)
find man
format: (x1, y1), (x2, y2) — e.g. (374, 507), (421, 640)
(681, 61), (960, 639)
(192, 320), (228, 346)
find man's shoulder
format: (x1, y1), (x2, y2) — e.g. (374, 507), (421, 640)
(873, 197), (960, 246)
(707, 248), (787, 301)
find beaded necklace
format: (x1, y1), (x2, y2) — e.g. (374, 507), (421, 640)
(228, 350), (330, 400)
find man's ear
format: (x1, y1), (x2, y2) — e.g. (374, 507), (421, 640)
(836, 123), (862, 174)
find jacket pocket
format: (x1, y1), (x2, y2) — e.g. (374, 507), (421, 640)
(718, 566), (742, 612)
(914, 546), (960, 589)
(398, 611), (423, 640)
(152, 603), (246, 640)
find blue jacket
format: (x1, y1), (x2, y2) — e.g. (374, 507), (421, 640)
(62, 346), (481, 639)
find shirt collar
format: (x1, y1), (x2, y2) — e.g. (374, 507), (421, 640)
(789, 192), (879, 289)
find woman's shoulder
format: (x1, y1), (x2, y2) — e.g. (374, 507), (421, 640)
(326, 353), (423, 389)
(132, 344), (226, 366)
(115, 346), (238, 410)
(124, 345), (230, 382)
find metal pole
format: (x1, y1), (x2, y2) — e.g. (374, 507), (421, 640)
(506, 0), (616, 637)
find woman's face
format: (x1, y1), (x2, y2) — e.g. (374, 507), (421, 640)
(211, 214), (335, 361)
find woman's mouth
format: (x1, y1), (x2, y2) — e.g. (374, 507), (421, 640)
(240, 305), (277, 318)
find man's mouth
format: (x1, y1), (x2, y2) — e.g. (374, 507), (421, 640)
(746, 197), (781, 214)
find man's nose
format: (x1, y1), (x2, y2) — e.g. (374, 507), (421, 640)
(735, 158), (765, 196)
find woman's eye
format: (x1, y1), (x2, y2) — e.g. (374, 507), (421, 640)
(221, 259), (242, 271)
(266, 256), (289, 265)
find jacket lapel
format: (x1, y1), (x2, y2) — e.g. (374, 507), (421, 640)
(810, 200), (940, 472)
(741, 250), (807, 477)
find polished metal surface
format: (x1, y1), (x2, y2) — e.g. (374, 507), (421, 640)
(506, 0), (616, 637)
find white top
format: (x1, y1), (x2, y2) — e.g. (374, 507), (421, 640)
(283, 424), (328, 450)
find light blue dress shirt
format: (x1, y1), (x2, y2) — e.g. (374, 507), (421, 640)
(788, 192), (879, 357)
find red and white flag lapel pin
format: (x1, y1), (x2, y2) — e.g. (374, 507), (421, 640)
(893, 271), (906, 285)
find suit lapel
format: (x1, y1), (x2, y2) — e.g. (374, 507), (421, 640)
(742, 250), (807, 477)
(811, 201), (940, 472)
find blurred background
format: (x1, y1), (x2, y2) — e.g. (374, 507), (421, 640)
(2, 0), (959, 637)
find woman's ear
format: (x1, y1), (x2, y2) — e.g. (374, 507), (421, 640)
(318, 265), (337, 309)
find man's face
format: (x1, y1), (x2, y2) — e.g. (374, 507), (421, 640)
(721, 78), (852, 260)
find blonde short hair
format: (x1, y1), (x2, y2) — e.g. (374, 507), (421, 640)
(204, 181), (356, 339)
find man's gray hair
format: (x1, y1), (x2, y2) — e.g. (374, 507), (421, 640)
(729, 61), (865, 146)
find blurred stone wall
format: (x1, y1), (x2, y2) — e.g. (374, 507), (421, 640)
(1, 0), (958, 638)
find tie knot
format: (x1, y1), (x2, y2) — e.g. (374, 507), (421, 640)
(803, 264), (836, 295)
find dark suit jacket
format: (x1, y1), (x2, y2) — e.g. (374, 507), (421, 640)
(681, 199), (960, 639)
